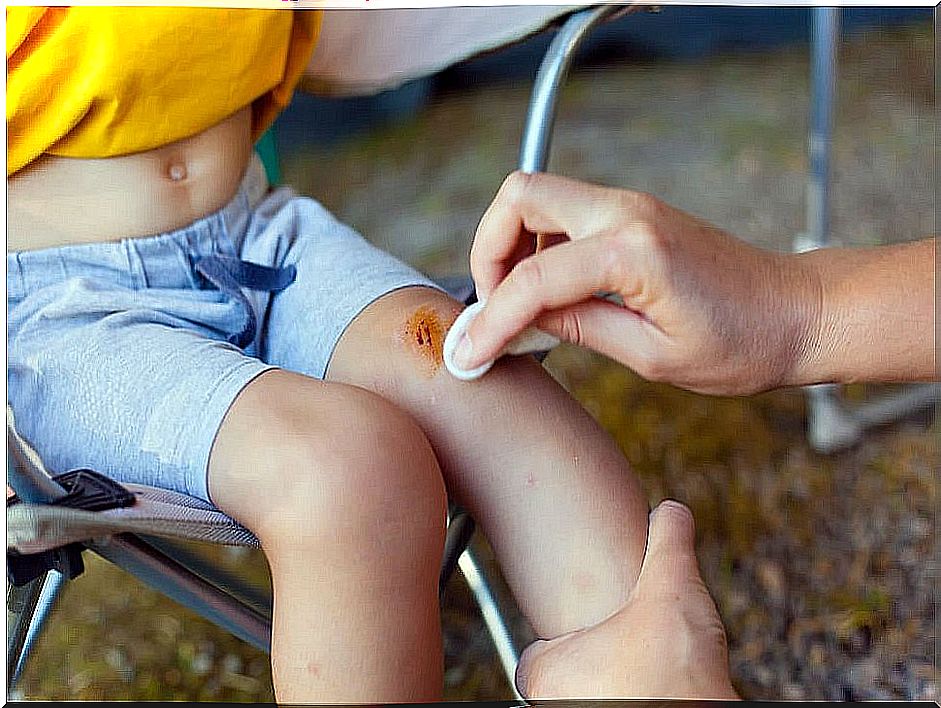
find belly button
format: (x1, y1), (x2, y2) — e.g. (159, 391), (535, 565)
(167, 163), (188, 181)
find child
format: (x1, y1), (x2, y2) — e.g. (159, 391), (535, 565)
(7, 7), (649, 701)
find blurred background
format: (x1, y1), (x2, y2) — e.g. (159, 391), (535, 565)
(13, 5), (936, 701)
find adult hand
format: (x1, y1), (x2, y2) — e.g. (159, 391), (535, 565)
(515, 500), (738, 700)
(453, 171), (821, 396)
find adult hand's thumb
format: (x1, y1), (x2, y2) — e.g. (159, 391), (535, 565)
(636, 500), (702, 594)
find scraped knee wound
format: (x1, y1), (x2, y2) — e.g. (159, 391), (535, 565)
(399, 304), (461, 377)
(443, 300), (560, 381)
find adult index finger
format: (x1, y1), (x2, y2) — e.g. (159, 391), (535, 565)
(470, 171), (627, 298)
(457, 235), (626, 371)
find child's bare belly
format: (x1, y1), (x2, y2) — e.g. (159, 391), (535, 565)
(7, 107), (254, 252)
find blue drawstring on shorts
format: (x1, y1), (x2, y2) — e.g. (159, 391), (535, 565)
(194, 254), (296, 349)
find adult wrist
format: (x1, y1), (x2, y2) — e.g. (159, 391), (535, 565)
(777, 249), (832, 388)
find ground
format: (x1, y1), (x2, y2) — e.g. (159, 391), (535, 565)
(12, 19), (936, 702)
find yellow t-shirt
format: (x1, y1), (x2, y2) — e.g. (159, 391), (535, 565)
(6, 7), (322, 175)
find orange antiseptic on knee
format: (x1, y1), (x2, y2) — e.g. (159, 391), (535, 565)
(399, 305), (459, 376)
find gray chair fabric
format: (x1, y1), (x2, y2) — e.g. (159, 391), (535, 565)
(7, 483), (260, 556)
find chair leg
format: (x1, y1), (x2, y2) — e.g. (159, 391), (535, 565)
(87, 535), (271, 653)
(458, 545), (523, 699)
(806, 382), (941, 454)
(441, 507), (523, 697)
(140, 536), (272, 620)
(7, 570), (66, 694)
(797, 9), (939, 451)
(439, 506), (476, 597)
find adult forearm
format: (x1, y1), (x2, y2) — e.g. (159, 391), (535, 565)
(793, 238), (936, 386)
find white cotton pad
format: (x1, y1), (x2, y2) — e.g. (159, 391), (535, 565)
(443, 300), (561, 381)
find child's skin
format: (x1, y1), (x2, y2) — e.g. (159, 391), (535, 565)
(334, 288), (649, 637)
(210, 287), (649, 702)
(11, 106), (650, 703)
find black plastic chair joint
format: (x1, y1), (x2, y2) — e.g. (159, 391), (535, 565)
(7, 469), (136, 586)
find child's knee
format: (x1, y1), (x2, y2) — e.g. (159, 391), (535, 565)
(328, 287), (465, 382)
(223, 378), (447, 552)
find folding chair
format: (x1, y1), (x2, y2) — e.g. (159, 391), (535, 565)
(6, 5), (636, 698)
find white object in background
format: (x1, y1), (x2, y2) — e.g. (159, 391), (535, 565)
(443, 300), (560, 381)
(304, 7), (578, 97)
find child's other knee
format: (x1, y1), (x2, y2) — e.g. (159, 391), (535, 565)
(266, 389), (446, 549)
(213, 372), (447, 553)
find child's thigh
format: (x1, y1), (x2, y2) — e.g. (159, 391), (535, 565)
(7, 280), (271, 502)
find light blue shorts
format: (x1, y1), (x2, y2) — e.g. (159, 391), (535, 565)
(7, 156), (442, 503)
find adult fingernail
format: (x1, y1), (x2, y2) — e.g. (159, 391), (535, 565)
(652, 499), (693, 522)
(452, 332), (476, 370)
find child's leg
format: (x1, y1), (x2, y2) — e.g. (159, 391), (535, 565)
(207, 370), (447, 703)
(327, 287), (649, 642)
